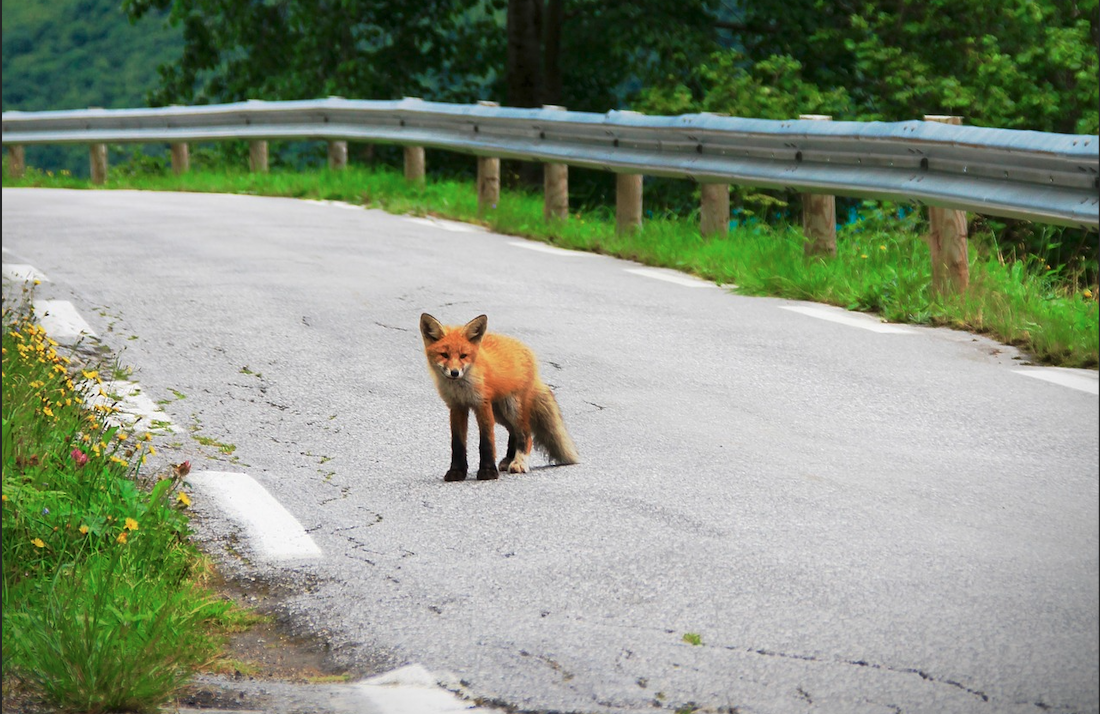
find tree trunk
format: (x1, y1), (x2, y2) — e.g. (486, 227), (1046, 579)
(544, 0), (563, 106)
(507, 0), (544, 108)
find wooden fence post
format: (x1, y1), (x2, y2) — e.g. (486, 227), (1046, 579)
(404, 146), (425, 185)
(924, 114), (969, 293)
(799, 114), (837, 256)
(7, 145), (25, 179)
(90, 143), (108, 185)
(700, 183), (730, 238)
(170, 142), (190, 175)
(476, 101), (500, 216)
(616, 174), (643, 235)
(249, 140), (268, 173)
(328, 140), (348, 171)
(542, 105), (568, 222)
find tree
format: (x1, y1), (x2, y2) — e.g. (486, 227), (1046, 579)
(728, 0), (1098, 133)
(124, 0), (722, 114)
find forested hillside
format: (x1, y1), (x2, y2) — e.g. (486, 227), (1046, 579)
(2, 0), (181, 173)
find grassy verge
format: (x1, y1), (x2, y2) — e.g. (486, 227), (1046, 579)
(3, 162), (1097, 368)
(1, 284), (248, 712)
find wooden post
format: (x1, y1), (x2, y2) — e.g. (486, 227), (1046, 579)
(542, 105), (568, 222)
(6, 145), (25, 179)
(924, 115), (969, 293)
(476, 101), (500, 216)
(328, 140), (348, 171)
(700, 183), (730, 238)
(249, 140), (269, 173)
(799, 114), (836, 256)
(89, 144), (108, 185)
(170, 143), (190, 175)
(404, 146), (425, 185)
(616, 174), (643, 235)
(478, 156), (501, 216)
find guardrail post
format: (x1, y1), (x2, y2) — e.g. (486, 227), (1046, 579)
(476, 101), (501, 216)
(616, 174), (643, 235)
(542, 105), (569, 222)
(924, 115), (969, 293)
(170, 143), (190, 175)
(799, 114), (837, 256)
(328, 140), (348, 171)
(700, 183), (729, 238)
(249, 140), (269, 173)
(6, 145), (25, 179)
(404, 147), (425, 185)
(90, 143), (108, 185)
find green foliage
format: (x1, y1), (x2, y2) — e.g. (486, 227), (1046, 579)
(1, 289), (235, 710)
(731, 0), (1098, 134)
(2, 0), (183, 176)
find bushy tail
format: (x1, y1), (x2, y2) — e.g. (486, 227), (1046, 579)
(531, 382), (579, 465)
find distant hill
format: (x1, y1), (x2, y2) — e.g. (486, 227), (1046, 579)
(2, 0), (182, 174)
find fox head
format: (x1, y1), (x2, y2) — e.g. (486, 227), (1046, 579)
(420, 313), (487, 381)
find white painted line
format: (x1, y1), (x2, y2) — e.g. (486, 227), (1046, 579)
(1012, 368), (1099, 395)
(80, 379), (179, 434)
(303, 199), (362, 210)
(624, 267), (719, 288)
(2, 263), (50, 283)
(188, 471), (323, 561)
(779, 305), (914, 334)
(508, 240), (594, 257)
(405, 216), (486, 233)
(34, 299), (97, 339)
(354, 664), (489, 713)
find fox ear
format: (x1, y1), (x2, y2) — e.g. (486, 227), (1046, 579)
(463, 315), (488, 343)
(420, 313), (445, 344)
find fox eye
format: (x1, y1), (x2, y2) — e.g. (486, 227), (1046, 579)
(440, 352), (450, 360)
(459, 353), (467, 359)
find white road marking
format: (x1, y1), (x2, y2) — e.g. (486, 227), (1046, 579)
(2, 263), (50, 283)
(354, 664), (490, 713)
(80, 379), (179, 434)
(779, 305), (914, 334)
(624, 267), (719, 288)
(187, 471), (323, 561)
(406, 216), (487, 233)
(303, 199), (362, 210)
(508, 240), (594, 257)
(1012, 368), (1099, 395)
(33, 299), (96, 339)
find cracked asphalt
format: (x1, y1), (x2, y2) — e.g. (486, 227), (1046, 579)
(3, 187), (1097, 713)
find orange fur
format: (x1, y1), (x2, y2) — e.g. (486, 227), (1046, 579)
(420, 313), (579, 481)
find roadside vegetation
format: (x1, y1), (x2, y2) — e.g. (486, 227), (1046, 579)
(1, 282), (249, 712)
(4, 158), (1096, 369)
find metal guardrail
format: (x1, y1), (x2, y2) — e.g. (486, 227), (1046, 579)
(3, 97), (1098, 228)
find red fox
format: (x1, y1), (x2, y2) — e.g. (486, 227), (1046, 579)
(420, 313), (579, 481)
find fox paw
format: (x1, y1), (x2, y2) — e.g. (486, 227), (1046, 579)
(443, 469), (467, 482)
(498, 457), (513, 471)
(476, 466), (499, 480)
(507, 459), (529, 474)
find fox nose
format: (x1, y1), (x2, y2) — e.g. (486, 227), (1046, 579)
(448, 368), (461, 378)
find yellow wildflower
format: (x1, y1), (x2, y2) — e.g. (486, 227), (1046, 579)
(117, 531), (128, 544)
(177, 491), (192, 508)
(32, 538), (45, 548)
(124, 517), (139, 531)
(117, 432), (129, 441)
(79, 525), (89, 535)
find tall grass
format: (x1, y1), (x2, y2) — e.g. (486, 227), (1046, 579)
(3, 160), (1097, 368)
(2, 283), (242, 712)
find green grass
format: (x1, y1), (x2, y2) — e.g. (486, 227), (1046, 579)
(3, 158), (1097, 368)
(2, 285), (245, 712)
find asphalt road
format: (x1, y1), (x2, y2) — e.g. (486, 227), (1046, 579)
(3, 187), (1097, 714)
